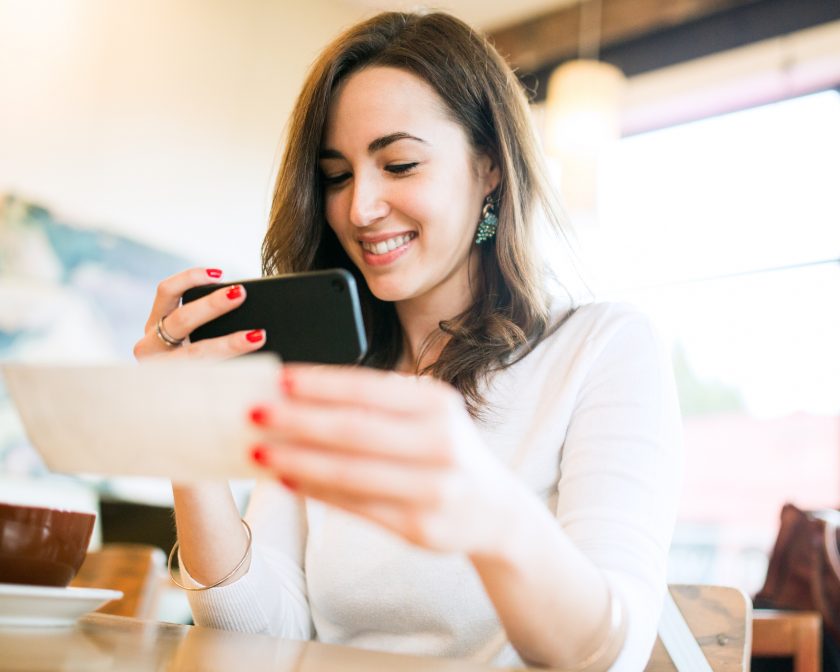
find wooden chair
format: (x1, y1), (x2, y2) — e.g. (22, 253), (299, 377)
(70, 543), (166, 619)
(752, 609), (822, 672)
(646, 584), (753, 672)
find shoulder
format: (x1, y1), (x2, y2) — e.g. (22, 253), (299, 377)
(491, 300), (666, 400)
(512, 299), (673, 402)
(540, 299), (662, 361)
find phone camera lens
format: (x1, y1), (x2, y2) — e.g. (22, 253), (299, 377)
(331, 279), (345, 293)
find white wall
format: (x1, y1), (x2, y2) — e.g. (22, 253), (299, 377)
(0, 0), (367, 276)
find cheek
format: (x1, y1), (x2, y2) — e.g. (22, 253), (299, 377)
(324, 194), (347, 236)
(422, 175), (479, 242)
(397, 189), (432, 224)
(402, 174), (461, 227)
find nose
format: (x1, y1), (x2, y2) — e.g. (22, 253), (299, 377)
(349, 172), (389, 228)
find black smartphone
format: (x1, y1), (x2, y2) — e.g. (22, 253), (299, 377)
(181, 269), (367, 364)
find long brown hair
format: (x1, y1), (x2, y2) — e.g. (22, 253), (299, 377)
(262, 11), (579, 416)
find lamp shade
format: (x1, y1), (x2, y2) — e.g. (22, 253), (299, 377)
(545, 58), (626, 158)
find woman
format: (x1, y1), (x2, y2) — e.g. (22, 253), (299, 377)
(134, 11), (682, 671)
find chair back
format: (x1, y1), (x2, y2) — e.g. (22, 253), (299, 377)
(646, 584), (752, 672)
(752, 609), (821, 672)
(71, 543), (166, 619)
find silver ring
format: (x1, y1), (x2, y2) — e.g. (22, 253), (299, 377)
(156, 315), (184, 347)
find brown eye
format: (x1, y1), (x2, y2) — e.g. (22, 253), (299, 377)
(385, 162), (419, 175)
(323, 172), (351, 186)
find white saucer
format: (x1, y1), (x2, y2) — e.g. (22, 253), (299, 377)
(0, 583), (123, 628)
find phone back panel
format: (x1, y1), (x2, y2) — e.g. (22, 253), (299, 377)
(182, 269), (367, 364)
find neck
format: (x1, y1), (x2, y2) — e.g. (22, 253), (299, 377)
(394, 304), (452, 375)
(394, 254), (478, 374)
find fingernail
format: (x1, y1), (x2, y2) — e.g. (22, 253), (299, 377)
(279, 476), (297, 491)
(207, 268), (223, 278)
(250, 445), (268, 465)
(226, 285), (242, 300)
(249, 407), (268, 425)
(246, 329), (264, 343)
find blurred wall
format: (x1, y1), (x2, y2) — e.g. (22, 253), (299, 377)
(0, 0), (367, 276)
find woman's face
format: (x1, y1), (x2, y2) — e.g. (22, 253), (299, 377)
(320, 66), (499, 307)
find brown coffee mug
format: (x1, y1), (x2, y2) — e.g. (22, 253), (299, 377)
(0, 503), (96, 587)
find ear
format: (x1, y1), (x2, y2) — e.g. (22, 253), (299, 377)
(475, 152), (501, 197)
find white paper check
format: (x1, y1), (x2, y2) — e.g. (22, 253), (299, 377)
(2, 356), (283, 480)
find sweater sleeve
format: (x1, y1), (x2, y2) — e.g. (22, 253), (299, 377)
(181, 481), (314, 640)
(555, 307), (684, 670)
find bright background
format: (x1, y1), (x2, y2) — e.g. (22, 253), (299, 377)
(1, 0), (839, 601)
(589, 89), (840, 592)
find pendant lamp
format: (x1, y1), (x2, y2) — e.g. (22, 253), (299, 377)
(545, 0), (626, 212)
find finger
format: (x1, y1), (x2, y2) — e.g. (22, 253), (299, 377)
(162, 283), (247, 343)
(277, 483), (414, 539)
(175, 329), (266, 360)
(249, 400), (453, 466)
(279, 485), (450, 551)
(282, 364), (461, 416)
(289, 488), (420, 541)
(251, 442), (445, 506)
(134, 327), (265, 361)
(146, 267), (225, 331)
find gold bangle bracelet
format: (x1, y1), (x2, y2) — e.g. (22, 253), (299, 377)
(167, 519), (253, 592)
(566, 589), (627, 672)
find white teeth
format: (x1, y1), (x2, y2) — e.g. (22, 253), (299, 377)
(361, 233), (414, 255)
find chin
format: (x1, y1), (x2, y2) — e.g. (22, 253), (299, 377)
(364, 275), (416, 303)
(367, 284), (409, 303)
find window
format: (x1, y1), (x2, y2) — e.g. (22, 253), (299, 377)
(593, 89), (840, 592)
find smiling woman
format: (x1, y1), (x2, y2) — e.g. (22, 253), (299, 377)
(261, 12), (565, 415)
(132, 11), (683, 672)
(320, 67), (499, 354)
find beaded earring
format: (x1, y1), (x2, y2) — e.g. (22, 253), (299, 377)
(475, 194), (498, 245)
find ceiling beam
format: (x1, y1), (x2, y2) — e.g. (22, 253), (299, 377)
(487, 0), (760, 72)
(491, 0), (840, 105)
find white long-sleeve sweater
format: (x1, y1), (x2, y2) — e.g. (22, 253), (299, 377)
(183, 301), (684, 670)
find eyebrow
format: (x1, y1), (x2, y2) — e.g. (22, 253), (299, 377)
(319, 132), (427, 160)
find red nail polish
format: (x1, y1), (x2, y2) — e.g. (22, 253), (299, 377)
(226, 285), (242, 300)
(250, 445), (268, 464)
(279, 476), (297, 491)
(246, 329), (264, 343)
(206, 268), (223, 278)
(249, 407), (268, 425)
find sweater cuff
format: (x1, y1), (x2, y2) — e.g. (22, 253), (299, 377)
(179, 545), (270, 633)
(180, 543), (312, 639)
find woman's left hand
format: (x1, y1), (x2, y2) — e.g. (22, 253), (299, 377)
(248, 364), (525, 556)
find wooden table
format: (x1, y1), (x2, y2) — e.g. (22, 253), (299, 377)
(0, 614), (511, 671)
(0, 585), (750, 671)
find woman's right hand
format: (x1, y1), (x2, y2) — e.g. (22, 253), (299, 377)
(133, 267), (266, 362)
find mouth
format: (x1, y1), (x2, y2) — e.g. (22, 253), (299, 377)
(359, 232), (417, 256)
(358, 232), (417, 267)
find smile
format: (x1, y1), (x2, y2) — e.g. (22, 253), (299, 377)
(360, 232), (416, 256)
